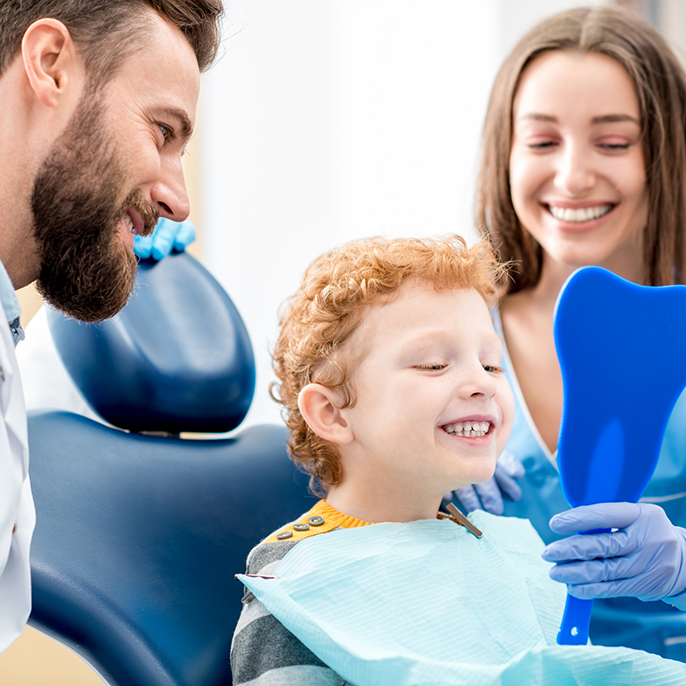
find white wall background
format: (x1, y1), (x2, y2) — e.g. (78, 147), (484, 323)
(198, 0), (607, 430)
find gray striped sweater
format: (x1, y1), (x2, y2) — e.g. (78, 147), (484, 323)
(231, 500), (364, 685)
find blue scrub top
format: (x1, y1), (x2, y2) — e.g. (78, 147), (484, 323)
(492, 309), (686, 661)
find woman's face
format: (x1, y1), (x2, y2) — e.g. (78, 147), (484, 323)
(509, 51), (648, 281)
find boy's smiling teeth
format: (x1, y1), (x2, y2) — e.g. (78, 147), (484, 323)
(548, 204), (613, 223)
(442, 421), (490, 437)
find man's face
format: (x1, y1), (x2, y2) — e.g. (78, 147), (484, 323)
(32, 11), (200, 322)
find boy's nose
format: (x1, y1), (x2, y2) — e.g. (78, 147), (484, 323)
(460, 366), (497, 399)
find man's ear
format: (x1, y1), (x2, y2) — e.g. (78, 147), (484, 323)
(22, 19), (80, 109)
(298, 384), (354, 445)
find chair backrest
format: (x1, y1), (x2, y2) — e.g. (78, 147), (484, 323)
(28, 253), (314, 686)
(46, 251), (256, 434)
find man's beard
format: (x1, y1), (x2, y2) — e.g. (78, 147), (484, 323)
(31, 90), (158, 322)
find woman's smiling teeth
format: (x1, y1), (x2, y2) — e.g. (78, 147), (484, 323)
(548, 204), (613, 223)
(442, 421), (491, 437)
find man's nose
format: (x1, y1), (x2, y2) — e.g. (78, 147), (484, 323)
(554, 143), (595, 196)
(151, 156), (190, 221)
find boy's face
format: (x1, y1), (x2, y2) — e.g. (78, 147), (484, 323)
(341, 283), (514, 500)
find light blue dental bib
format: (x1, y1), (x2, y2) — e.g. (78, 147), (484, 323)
(239, 511), (686, 686)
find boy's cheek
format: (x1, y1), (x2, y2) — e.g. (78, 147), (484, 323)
(496, 418), (514, 456)
(496, 383), (516, 453)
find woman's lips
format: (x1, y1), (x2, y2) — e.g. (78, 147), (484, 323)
(541, 202), (618, 230)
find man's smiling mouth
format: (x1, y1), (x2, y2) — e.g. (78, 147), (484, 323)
(124, 213), (136, 234)
(123, 208), (147, 236)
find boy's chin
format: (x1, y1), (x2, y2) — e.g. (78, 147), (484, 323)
(445, 474), (496, 494)
(467, 465), (498, 486)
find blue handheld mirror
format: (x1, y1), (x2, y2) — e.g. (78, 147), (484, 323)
(553, 266), (686, 645)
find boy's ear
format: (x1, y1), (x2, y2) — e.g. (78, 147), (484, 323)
(298, 384), (353, 445)
(22, 19), (81, 109)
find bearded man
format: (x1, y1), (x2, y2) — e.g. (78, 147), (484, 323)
(0, 0), (223, 652)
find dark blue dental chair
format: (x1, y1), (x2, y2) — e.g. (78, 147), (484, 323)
(27, 252), (314, 686)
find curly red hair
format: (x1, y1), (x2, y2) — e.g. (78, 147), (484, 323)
(271, 234), (504, 495)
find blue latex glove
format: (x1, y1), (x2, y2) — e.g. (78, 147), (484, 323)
(542, 502), (686, 609)
(446, 450), (524, 515)
(134, 218), (196, 261)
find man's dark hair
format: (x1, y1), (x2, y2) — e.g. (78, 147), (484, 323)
(0, 0), (223, 82)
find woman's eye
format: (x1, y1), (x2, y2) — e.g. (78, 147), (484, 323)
(528, 141), (557, 149)
(483, 364), (503, 373)
(599, 143), (630, 151)
(521, 134), (559, 150)
(596, 137), (632, 151)
(415, 364), (447, 371)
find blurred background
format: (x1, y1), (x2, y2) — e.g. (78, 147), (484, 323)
(5, 0), (686, 682)
(198, 0), (686, 431)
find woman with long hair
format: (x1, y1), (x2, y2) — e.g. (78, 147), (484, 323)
(461, 4), (686, 659)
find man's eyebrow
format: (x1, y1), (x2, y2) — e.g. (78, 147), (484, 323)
(153, 107), (194, 140)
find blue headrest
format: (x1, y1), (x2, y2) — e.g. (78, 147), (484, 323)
(47, 252), (255, 434)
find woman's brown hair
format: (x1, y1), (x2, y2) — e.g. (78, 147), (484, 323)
(475, 5), (686, 293)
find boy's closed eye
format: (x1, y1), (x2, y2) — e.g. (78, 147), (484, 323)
(483, 364), (504, 373)
(412, 363), (504, 373)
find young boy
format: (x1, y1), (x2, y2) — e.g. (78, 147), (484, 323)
(230, 235), (686, 686)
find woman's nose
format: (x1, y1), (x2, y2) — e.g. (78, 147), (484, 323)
(554, 143), (595, 196)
